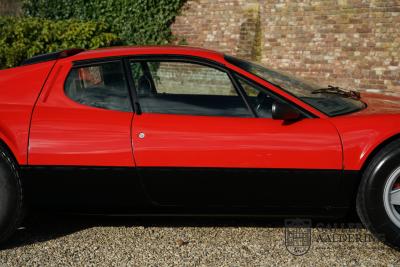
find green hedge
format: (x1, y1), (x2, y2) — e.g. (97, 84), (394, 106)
(22, 0), (186, 46)
(0, 16), (119, 69)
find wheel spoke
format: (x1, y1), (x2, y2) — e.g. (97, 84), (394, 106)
(390, 189), (400, 205)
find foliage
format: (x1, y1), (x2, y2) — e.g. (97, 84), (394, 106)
(0, 16), (119, 69)
(22, 0), (186, 46)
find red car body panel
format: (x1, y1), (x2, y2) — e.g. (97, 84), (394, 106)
(331, 114), (400, 170)
(352, 93), (400, 115)
(28, 61), (135, 166)
(132, 113), (342, 169)
(0, 61), (56, 164)
(0, 46), (399, 175)
(328, 93), (400, 170)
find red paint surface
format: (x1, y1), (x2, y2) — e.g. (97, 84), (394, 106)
(131, 113), (342, 169)
(28, 61), (134, 166)
(0, 61), (56, 164)
(0, 46), (399, 171)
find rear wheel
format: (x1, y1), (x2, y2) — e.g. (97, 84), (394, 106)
(0, 144), (24, 244)
(357, 139), (400, 250)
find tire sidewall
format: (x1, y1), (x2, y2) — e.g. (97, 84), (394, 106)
(362, 150), (400, 246)
(0, 150), (21, 243)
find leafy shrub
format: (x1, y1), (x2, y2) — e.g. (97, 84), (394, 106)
(0, 16), (119, 69)
(22, 0), (186, 46)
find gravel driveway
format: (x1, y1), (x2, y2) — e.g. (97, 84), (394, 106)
(0, 214), (399, 266)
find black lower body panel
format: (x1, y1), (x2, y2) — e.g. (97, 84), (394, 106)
(21, 166), (148, 214)
(20, 166), (360, 218)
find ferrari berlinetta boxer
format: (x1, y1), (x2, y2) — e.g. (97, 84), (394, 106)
(1, 46), (400, 249)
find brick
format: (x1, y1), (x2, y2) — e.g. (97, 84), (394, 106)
(173, 0), (399, 93)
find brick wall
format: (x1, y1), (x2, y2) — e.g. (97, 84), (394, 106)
(0, 0), (21, 16)
(172, 0), (400, 94)
(154, 62), (235, 95)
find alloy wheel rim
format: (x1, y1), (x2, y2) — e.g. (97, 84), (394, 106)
(383, 166), (400, 228)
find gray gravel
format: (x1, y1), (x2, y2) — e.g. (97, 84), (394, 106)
(0, 215), (399, 266)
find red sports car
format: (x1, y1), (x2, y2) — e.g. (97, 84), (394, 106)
(0, 46), (400, 249)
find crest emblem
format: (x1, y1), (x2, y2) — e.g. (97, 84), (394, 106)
(284, 219), (312, 256)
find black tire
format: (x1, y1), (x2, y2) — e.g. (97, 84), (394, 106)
(0, 144), (24, 244)
(357, 139), (400, 250)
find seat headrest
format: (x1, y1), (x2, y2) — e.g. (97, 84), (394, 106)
(137, 75), (152, 97)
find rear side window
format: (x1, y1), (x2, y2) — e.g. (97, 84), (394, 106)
(65, 61), (132, 112)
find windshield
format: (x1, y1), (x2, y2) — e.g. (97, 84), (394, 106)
(225, 55), (366, 116)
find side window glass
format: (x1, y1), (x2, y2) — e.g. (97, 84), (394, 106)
(130, 60), (252, 117)
(65, 61), (131, 112)
(237, 76), (278, 118)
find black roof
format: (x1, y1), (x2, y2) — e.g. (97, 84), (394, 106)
(21, 48), (85, 66)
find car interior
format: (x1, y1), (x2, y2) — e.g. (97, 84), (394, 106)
(65, 60), (276, 118)
(135, 63), (274, 118)
(135, 73), (252, 117)
(65, 63), (132, 112)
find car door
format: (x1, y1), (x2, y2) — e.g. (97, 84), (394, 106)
(129, 56), (343, 211)
(27, 59), (145, 210)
